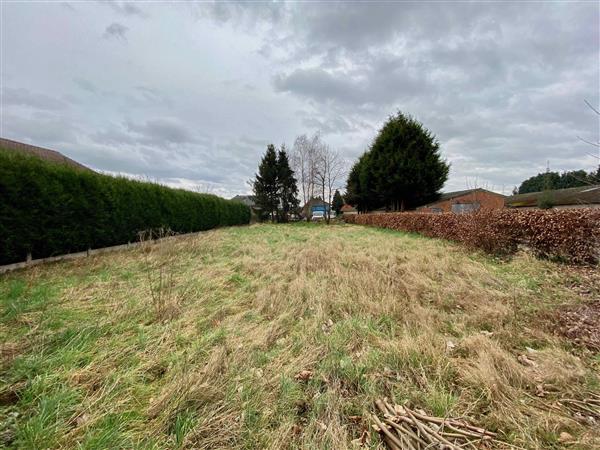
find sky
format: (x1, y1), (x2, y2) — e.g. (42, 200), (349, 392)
(1, 1), (599, 198)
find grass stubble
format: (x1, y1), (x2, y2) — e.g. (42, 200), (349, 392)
(0, 223), (598, 449)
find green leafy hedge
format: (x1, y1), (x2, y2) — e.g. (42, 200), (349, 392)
(0, 150), (250, 264)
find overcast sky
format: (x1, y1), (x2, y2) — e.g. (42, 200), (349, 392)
(1, 1), (599, 197)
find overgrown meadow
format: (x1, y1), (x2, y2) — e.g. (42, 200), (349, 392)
(1, 224), (599, 449)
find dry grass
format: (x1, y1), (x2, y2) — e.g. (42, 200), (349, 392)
(1, 223), (599, 449)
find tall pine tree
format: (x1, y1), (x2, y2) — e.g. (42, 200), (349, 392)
(332, 189), (344, 215)
(345, 112), (449, 211)
(253, 144), (279, 222)
(369, 112), (449, 211)
(276, 146), (299, 222)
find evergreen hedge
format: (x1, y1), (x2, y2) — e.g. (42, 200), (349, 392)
(0, 150), (250, 265)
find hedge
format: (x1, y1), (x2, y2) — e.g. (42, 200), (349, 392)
(345, 209), (600, 264)
(0, 150), (250, 265)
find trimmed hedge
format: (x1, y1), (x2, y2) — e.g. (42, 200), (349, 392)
(0, 150), (250, 265)
(345, 209), (600, 264)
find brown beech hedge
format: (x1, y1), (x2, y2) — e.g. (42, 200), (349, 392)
(345, 209), (600, 264)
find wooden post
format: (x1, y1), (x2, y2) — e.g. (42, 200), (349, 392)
(26, 252), (32, 265)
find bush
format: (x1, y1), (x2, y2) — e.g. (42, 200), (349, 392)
(345, 209), (600, 264)
(0, 151), (250, 264)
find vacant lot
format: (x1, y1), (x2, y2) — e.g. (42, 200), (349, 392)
(1, 224), (599, 449)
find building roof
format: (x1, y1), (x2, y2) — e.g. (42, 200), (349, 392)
(341, 204), (357, 212)
(231, 195), (257, 207)
(0, 137), (91, 171)
(505, 184), (600, 208)
(303, 198), (328, 207)
(418, 188), (505, 209)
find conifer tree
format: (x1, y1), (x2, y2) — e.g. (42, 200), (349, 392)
(253, 144), (279, 222)
(276, 146), (299, 222)
(345, 112), (449, 211)
(332, 189), (344, 215)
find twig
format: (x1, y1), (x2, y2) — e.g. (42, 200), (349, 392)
(371, 414), (403, 450)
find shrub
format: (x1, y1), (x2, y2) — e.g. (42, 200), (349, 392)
(0, 150), (250, 264)
(345, 209), (600, 264)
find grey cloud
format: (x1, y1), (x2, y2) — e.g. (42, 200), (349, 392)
(73, 77), (97, 93)
(3, 112), (79, 146)
(3, 87), (68, 110)
(61, 2), (76, 12)
(273, 62), (429, 108)
(103, 22), (128, 40)
(301, 115), (364, 135)
(125, 118), (196, 146)
(106, 1), (148, 18)
(2, 2), (598, 198)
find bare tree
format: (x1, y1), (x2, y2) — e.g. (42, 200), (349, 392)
(292, 133), (325, 220)
(315, 145), (346, 224)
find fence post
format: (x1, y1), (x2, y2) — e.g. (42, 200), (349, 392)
(26, 252), (32, 265)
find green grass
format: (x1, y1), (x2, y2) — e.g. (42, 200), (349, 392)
(0, 223), (598, 449)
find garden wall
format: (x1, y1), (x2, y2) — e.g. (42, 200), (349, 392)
(345, 210), (600, 264)
(0, 150), (250, 265)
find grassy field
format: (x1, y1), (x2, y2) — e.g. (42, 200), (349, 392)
(1, 223), (599, 449)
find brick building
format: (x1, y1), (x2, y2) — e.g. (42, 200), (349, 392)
(416, 188), (505, 213)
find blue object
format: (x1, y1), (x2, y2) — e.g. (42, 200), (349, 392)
(312, 205), (329, 213)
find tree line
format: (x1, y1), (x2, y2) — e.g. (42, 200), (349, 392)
(515, 168), (600, 194)
(253, 111), (450, 219)
(253, 134), (346, 223)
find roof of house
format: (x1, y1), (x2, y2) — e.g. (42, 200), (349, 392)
(302, 198), (327, 209)
(0, 137), (91, 171)
(231, 195), (257, 207)
(505, 184), (600, 208)
(418, 188), (505, 209)
(341, 204), (357, 212)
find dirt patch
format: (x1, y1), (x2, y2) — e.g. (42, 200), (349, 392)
(554, 301), (600, 351)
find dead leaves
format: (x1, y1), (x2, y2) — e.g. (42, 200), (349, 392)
(294, 370), (313, 382)
(554, 301), (600, 351)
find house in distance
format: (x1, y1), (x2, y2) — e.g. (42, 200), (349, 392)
(301, 198), (331, 219)
(341, 204), (358, 216)
(417, 188), (506, 214)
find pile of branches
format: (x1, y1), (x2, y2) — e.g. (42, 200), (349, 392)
(371, 399), (501, 450)
(559, 393), (600, 424)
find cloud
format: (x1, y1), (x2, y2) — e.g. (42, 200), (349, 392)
(273, 58), (429, 108)
(106, 1), (148, 18)
(103, 22), (128, 41)
(3, 87), (68, 110)
(73, 77), (97, 93)
(1, 2), (598, 198)
(2, 112), (80, 145)
(125, 118), (196, 146)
